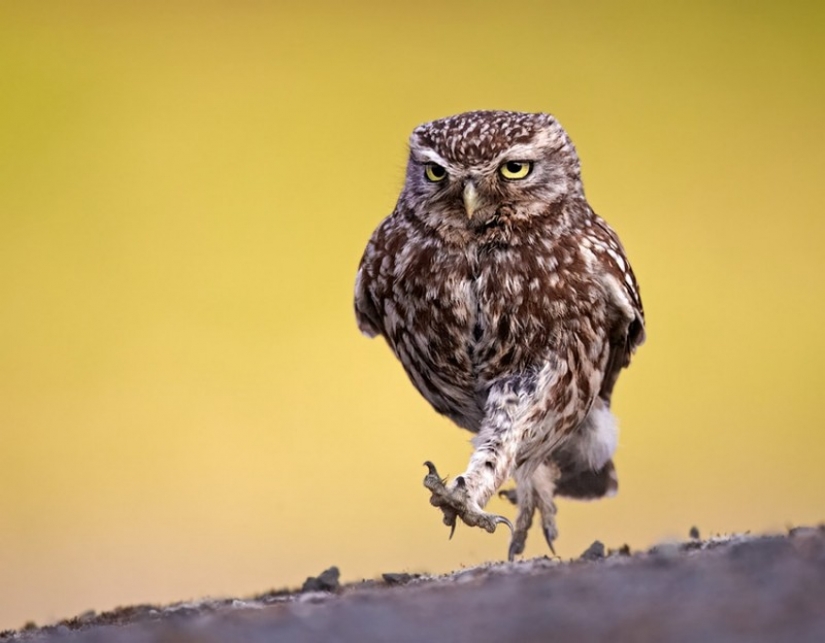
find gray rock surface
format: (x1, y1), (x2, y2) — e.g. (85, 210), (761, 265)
(4, 527), (825, 643)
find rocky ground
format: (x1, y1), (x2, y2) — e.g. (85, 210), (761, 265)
(3, 526), (824, 643)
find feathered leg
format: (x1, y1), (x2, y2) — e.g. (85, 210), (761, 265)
(423, 377), (535, 540)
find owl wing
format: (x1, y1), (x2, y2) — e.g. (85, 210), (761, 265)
(354, 247), (383, 339)
(354, 214), (395, 339)
(588, 215), (646, 405)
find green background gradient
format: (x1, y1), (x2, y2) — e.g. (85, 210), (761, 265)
(1, 0), (823, 630)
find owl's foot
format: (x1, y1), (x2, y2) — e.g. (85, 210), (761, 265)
(501, 481), (558, 561)
(423, 461), (513, 539)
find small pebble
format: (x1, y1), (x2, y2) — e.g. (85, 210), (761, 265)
(301, 566), (341, 592)
(580, 540), (605, 561)
(610, 544), (631, 557)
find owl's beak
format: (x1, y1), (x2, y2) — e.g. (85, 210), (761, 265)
(463, 181), (480, 218)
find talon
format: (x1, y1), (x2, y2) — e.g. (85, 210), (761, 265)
(423, 462), (448, 492)
(442, 508), (457, 529)
(422, 460), (513, 545)
(492, 514), (514, 534)
(543, 526), (558, 555)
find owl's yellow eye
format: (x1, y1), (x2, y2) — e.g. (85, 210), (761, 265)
(500, 160), (533, 180)
(424, 163), (448, 182)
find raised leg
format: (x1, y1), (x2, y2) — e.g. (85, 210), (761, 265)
(422, 377), (533, 545)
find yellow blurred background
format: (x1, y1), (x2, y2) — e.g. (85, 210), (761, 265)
(1, 0), (823, 630)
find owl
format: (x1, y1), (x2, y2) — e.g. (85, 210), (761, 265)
(354, 110), (645, 560)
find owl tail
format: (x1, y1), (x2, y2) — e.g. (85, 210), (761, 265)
(554, 459), (618, 500)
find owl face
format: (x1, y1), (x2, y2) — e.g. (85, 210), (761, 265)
(401, 111), (583, 231)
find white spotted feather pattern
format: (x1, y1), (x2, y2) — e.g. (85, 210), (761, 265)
(355, 110), (645, 558)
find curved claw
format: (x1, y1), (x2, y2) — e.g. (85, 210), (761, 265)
(423, 461), (449, 487)
(442, 508), (458, 539)
(543, 526), (558, 556)
(492, 514), (514, 534)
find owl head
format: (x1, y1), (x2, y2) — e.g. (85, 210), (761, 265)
(400, 110), (583, 232)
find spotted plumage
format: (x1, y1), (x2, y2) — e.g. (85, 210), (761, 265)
(355, 110), (645, 559)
